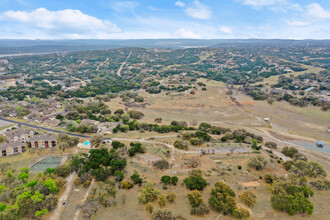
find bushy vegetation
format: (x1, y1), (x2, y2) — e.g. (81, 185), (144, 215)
(153, 159), (170, 170)
(187, 190), (209, 216)
(240, 191), (257, 207)
(0, 166), (62, 219)
(247, 156), (267, 170)
(183, 170), (207, 191)
(138, 182), (160, 204)
(265, 174), (315, 216)
(71, 148), (127, 181)
(283, 160), (326, 178)
(129, 142), (146, 157)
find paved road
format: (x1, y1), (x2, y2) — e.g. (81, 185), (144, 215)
(0, 117), (109, 139)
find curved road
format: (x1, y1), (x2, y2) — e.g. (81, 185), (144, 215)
(0, 117), (111, 140)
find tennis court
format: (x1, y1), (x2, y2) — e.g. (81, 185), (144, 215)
(30, 156), (63, 172)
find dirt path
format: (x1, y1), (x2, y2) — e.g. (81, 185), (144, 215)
(116, 51), (131, 76)
(51, 172), (77, 220)
(73, 179), (95, 220)
(112, 137), (251, 155)
(96, 57), (109, 71)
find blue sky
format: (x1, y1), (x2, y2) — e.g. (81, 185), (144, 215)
(0, 0), (329, 39)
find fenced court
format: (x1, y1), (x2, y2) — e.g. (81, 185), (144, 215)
(30, 156), (63, 172)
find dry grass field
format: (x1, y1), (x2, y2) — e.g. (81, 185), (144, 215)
(88, 148), (330, 220)
(106, 78), (330, 144)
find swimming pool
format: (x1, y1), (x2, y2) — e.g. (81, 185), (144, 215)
(83, 141), (90, 145)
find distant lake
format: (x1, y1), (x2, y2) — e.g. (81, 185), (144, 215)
(288, 140), (330, 154)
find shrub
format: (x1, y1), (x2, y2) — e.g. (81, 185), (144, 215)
(309, 180), (330, 191)
(129, 142), (146, 157)
(170, 176), (178, 185)
(131, 172), (143, 185)
(128, 110), (144, 119)
(173, 140), (189, 150)
(138, 182), (160, 204)
(145, 202), (154, 214)
(282, 147), (298, 158)
(161, 176), (171, 185)
(186, 157), (200, 168)
(114, 171), (124, 181)
(41, 179), (58, 193)
(209, 182), (236, 214)
(271, 193), (314, 216)
(293, 153), (307, 161)
(237, 165), (242, 170)
(183, 171), (207, 191)
(265, 141), (277, 149)
(195, 131), (211, 142)
(191, 202), (209, 216)
(153, 159), (170, 170)
(247, 156), (267, 170)
(0, 203), (7, 212)
(264, 174), (275, 184)
(166, 192), (176, 203)
(112, 141), (125, 149)
(121, 180), (133, 189)
(158, 194), (167, 208)
(283, 160), (294, 171)
(187, 190), (203, 208)
(240, 191), (256, 207)
(45, 168), (56, 175)
(232, 207), (250, 219)
(189, 138), (204, 146)
(152, 210), (185, 220)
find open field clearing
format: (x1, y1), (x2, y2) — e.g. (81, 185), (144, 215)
(257, 61), (327, 86)
(106, 79), (330, 144)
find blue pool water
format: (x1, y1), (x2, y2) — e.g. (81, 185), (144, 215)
(84, 141), (90, 145)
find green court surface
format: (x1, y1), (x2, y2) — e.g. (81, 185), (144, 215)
(30, 156), (63, 172)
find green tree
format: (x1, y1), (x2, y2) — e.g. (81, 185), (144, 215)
(187, 190), (203, 208)
(31, 190), (45, 204)
(161, 175), (171, 185)
(240, 191), (256, 207)
(138, 182), (160, 204)
(91, 135), (103, 148)
(35, 209), (48, 217)
(209, 182), (236, 215)
(41, 179), (58, 193)
(18, 172), (29, 182)
(158, 194), (167, 208)
(247, 156), (267, 170)
(233, 207), (250, 219)
(183, 171), (207, 191)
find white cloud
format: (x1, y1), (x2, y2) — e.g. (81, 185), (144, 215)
(175, 28), (201, 38)
(219, 26), (233, 34)
(0, 8), (120, 39)
(175, 1), (186, 8)
(147, 6), (161, 11)
(287, 20), (310, 27)
(111, 1), (138, 13)
(184, 1), (211, 20)
(241, 0), (301, 12)
(307, 3), (330, 20)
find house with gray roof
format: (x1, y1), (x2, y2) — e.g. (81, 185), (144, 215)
(26, 134), (57, 149)
(0, 141), (26, 157)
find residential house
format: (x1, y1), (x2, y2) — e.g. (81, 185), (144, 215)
(26, 134), (57, 149)
(23, 111), (39, 120)
(4, 127), (35, 142)
(81, 119), (97, 126)
(43, 119), (60, 127)
(0, 141), (26, 157)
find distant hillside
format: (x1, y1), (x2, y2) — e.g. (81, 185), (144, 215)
(0, 39), (329, 55)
